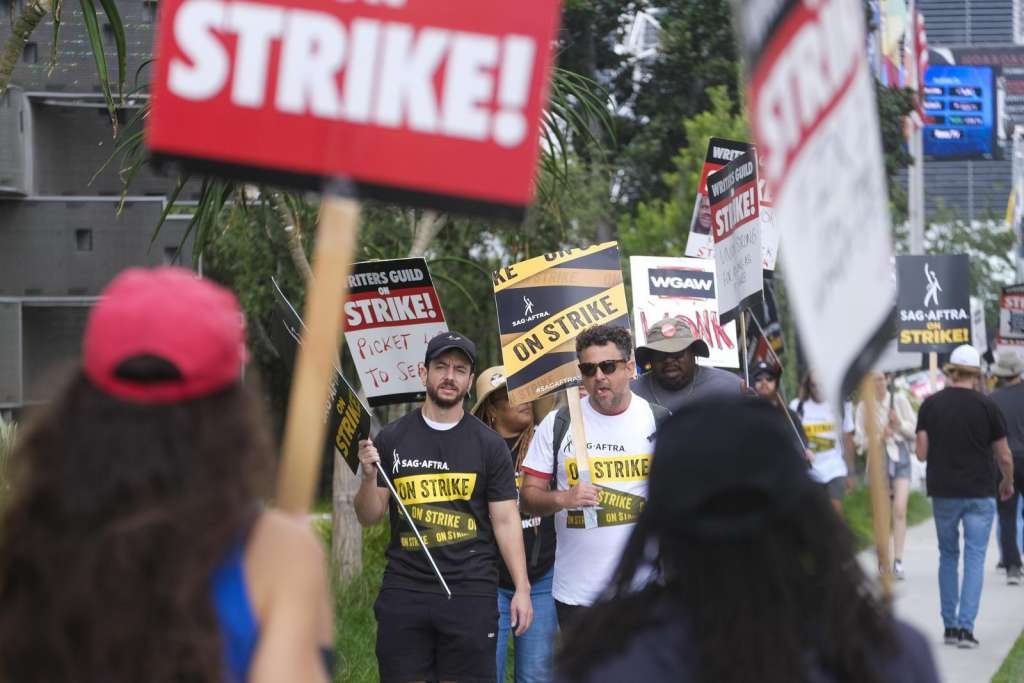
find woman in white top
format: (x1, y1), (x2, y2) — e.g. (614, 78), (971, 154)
(791, 371), (856, 515)
(855, 371), (918, 580)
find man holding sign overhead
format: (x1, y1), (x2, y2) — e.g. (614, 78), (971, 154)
(354, 332), (532, 683)
(520, 326), (666, 630)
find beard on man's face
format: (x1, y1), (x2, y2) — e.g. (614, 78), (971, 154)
(426, 378), (468, 409)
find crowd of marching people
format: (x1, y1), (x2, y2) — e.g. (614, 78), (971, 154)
(6, 266), (1024, 682)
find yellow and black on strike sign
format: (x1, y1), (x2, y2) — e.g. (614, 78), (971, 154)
(493, 242), (630, 405)
(896, 254), (972, 352)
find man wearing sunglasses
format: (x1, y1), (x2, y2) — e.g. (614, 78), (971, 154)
(520, 325), (665, 631)
(631, 318), (743, 413)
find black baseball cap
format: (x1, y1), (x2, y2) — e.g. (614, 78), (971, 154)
(647, 396), (815, 539)
(751, 360), (781, 381)
(425, 331), (476, 368)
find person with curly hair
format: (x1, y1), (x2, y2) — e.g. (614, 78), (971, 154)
(556, 396), (940, 683)
(0, 267), (334, 683)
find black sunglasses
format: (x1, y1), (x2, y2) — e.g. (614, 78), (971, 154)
(579, 359), (628, 377)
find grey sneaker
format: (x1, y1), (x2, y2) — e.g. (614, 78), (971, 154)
(958, 630), (980, 649)
(1008, 566), (1022, 586)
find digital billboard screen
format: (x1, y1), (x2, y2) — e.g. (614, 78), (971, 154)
(923, 65), (997, 160)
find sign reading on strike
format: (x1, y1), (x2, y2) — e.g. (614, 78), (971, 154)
(684, 137), (779, 271)
(897, 254), (971, 352)
(493, 243), (629, 405)
(708, 148), (763, 323)
(734, 0), (896, 405)
(344, 258), (448, 405)
(629, 255), (738, 368)
(685, 138), (749, 260)
(997, 284), (1024, 348)
(147, 0), (561, 218)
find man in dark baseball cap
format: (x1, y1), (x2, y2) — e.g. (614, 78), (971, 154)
(354, 328), (532, 682)
(630, 317), (742, 413)
(424, 331), (476, 369)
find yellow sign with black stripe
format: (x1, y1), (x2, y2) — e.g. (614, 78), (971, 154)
(493, 242), (629, 405)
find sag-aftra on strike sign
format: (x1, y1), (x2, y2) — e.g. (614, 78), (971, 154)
(148, 0), (561, 218)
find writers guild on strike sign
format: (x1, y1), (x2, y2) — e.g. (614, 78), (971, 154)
(344, 258), (450, 405)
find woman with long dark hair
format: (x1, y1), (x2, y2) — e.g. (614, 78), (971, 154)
(0, 267), (333, 683)
(557, 396), (939, 683)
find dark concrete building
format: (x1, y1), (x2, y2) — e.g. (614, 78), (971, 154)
(917, 0), (1018, 221)
(0, 2), (196, 413)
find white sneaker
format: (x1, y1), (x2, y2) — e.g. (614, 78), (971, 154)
(894, 560), (906, 581)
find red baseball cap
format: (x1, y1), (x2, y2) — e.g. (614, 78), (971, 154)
(83, 267), (247, 403)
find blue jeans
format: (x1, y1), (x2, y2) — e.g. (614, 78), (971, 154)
(932, 497), (996, 633)
(496, 568), (556, 683)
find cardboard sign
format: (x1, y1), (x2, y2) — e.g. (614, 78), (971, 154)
(708, 148), (763, 324)
(997, 284), (1024, 348)
(344, 258), (448, 405)
(897, 254), (971, 352)
(493, 243), (629, 405)
(272, 279), (371, 474)
(735, 0), (896, 404)
(147, 0), (562, 219)
(685, 137), (779, 271)
(629, 255), (738, 368)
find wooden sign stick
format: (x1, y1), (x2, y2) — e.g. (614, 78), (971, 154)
(862, 376), (893, 596)
(277, 196), (361, 514)
(566, 385), (598, 529)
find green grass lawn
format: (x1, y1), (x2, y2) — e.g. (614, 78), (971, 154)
(993, 630), (1024, 683)
(841, 485), (932, 550)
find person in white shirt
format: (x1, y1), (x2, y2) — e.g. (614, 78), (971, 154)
(791, 370), (856, 515)
(519, 325), (664, 632)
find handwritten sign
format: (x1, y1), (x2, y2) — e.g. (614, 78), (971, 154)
(345, 258), (448, 405)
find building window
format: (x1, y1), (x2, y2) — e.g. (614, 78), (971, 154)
(75, 229), (93, 252)
(143, 0), (158, 22)
(22, 42), (37, 64)
(163, 246), (179, 265)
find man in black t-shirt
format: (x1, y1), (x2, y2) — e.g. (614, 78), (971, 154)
(915, 345), (1014, 649)
(354, 332), (533, 683)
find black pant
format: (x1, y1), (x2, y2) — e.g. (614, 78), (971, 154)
(997, 465), (1024, 569)
(555, 600), (589, 633)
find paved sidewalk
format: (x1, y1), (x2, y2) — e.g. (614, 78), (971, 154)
(860, 518), (1024, 683)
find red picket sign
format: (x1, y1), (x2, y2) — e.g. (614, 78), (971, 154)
(147, 0), (562, 218)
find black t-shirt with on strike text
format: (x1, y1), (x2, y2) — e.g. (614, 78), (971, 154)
(916, 387), (1007, 498)
(376, 409), (517, 596)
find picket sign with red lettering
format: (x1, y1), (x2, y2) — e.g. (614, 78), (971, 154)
(147, 0), (562, 219)
(629, 255), (739, 368)
(733, 0), (895, 406)
(344, 258), (448, 406)
(707, 148), (763, 325)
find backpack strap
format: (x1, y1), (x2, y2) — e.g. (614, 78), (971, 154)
(551, 406), (571, 488)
